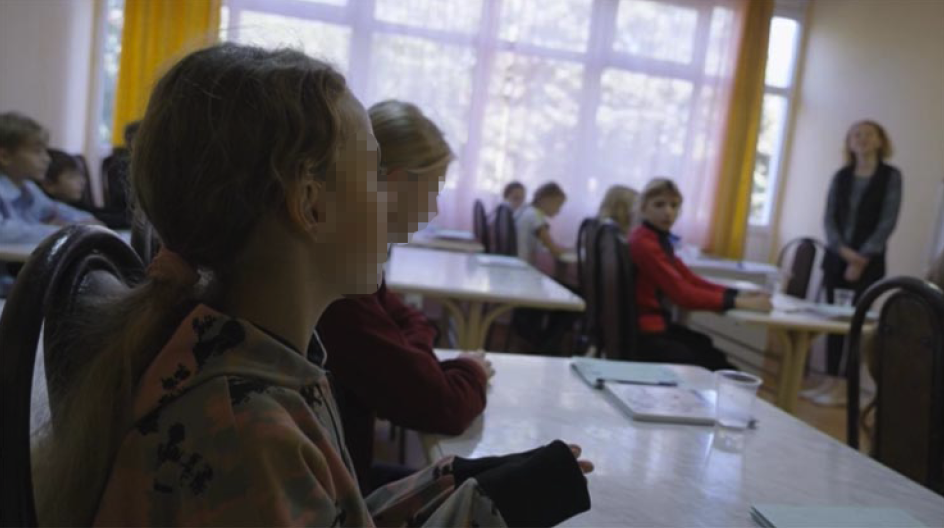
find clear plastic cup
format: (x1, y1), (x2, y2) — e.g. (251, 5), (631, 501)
(833, 288), (855, 307)
(715, 370), (762, 430)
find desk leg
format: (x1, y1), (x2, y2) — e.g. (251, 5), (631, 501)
(477, 304), (515, 351)
(780, 331), (813, 414)
(463, 301), (484, 351)
(440, 299), (469, 350)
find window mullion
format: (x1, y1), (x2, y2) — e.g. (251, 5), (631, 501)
(569, 0), (617, 194)
(345, 0), (375, 100)
(458, 0), (502, 198)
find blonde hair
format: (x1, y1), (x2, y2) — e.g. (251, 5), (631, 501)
(31, 44), (349, 526)
(638, 177), (683, 213)
(844, 120), (893, 166)
(368, 100), (452, 174)
(597, 185), (638, 232)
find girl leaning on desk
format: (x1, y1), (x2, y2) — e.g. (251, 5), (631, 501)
(629, 178), (772, 371)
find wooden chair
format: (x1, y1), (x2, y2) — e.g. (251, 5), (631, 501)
(472, 199), (490, 253)
(845, 276), (944, 495)
(0, 225), (144, 527)
(777, 237), (826, 300)
(594, 222), (637, 360)
(574, 217), (601, 352)
(491, 203), (517, 257)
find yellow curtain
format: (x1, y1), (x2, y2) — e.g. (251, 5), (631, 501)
(706, 0), (774, 259)
(111, 0), (221, 146)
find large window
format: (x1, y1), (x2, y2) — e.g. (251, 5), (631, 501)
(97, 0), (790, 245)
(749, 7), (804, 226)
(222, 0), (748, 244)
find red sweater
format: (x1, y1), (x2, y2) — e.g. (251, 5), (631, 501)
(317, 281), (488, 484)
(629, 223), (737, 333)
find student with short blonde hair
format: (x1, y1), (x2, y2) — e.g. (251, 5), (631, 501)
(629, 177), (771, 370)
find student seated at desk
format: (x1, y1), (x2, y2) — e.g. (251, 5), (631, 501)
(317, 100), (492, 492)
(504, 180), (526, 214)
(42, 149), (130, 229)
(597, 184), (638, 237)
(630, 178), (771, 371)
(31, 44), (591, 528)
(0, 112), (101, 244)
(516, 182), (568, 263)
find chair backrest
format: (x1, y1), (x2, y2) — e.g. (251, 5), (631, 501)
(576, 217), (602, 341)
(491, 203), (517, 256)
(777, 237), (826, 299)
(0, 225), (144, 527)
(101, 149), (130, 211)
(472, 199), (490, 253)
(594, 222), (637, 360)
(929, 250), (944, 291)
(845, 277), (944, 495)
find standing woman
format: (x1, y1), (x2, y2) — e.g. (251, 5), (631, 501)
(816, 120), (902, 406)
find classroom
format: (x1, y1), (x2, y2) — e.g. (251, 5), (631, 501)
(1, 0), (943, 526)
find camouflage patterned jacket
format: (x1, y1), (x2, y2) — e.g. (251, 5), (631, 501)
(93, 304), (505, 527)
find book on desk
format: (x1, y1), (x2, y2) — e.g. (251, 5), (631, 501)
(750, 504), (924, 528)
(571, 357), (716, 425)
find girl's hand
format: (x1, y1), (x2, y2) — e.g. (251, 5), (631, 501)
(458, 351), (495, 379)
(735, 292), (773, 312)
(568, 444), (595, 474)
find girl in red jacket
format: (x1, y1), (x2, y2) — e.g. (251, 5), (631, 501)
(629, 178), (771, 370)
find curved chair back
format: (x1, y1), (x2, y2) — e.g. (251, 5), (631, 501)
(576, 217), (602, 345)
(473, 199), (490, 253)
(845, 277), (944, 494)
(492, 203), (517, 257)
(594, 222), (637, 360)
(0, 226), (144, 527)
(777, 237), (826, 299)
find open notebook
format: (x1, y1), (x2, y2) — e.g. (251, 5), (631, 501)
(750, 505), (925, 528)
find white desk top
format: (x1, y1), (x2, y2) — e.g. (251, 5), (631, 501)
(427, 351), (944, 527)
(684, 254), (780, 283)
(405, 231), (484, 253)
(0, 229), (132, 263)
(726, 294), (871, 334)
(386, 246), (585, 310)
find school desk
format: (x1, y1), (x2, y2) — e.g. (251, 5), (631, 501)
(424, 351), (944, 527)
(385, 246), (584, 350)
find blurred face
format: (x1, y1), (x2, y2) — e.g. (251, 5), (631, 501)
(386, 163), (448, 244)
(641, 192), (681, 231)
(43, 168), (86, 203)
(506, 187), (525, 210)
(0, 137), (50, 182)
(540, 195), (565, 217)
(847, 123), (883, 159)
(315, 94), (388, 295)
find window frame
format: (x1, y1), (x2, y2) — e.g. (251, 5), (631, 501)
(748, 0), (809, 229)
